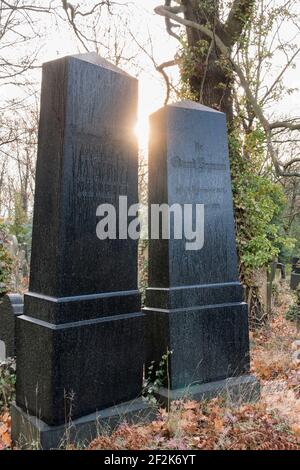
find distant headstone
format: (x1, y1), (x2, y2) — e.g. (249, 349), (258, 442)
(12, 53), (147, 449)
(290, 257), (300, 290)
(0, 342), (5, 361)
(0, 294), (23, 360)
(277, 263), (286, 280)
(291, 257), (300, 272)
(144, 101), (259, 404)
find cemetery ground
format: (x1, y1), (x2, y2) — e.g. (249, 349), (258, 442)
(0, 283), (299, 451)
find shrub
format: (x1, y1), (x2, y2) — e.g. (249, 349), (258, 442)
(0, 359), (16, 412)
(285, 304), (300, 323)
(0, 223), (13, 295)
(286, 286), (300, 324)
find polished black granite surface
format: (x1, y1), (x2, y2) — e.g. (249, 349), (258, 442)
(15, 53), (144, 426)
(145, 101), (252, 390)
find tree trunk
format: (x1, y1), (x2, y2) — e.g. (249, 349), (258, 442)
(181, 0), (265, 327)
(183, 0), (234, 123)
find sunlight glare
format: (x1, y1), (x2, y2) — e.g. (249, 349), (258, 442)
(134, 115), (149, 150)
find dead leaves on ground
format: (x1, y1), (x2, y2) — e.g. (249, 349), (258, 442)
(0, 412), (11, 450)
(252, 348), (291, 380)
(88, 399), (299, 451)
(251, 291), (299, 384)
(1, 284), (299, 451)
(89, 285), (300, 451)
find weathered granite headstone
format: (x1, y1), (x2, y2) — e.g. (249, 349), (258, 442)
(12, 53), (147, 448)
(0, 294), (23, 360)
(290, 257), (300, 290)
(144, 101), (259, 404)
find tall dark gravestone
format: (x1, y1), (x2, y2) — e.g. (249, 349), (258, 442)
(12, 53), (147, 448)
(145, 101), (259, 404)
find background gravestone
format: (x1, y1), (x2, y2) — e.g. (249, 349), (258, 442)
(0, 294), (23, 360)
(12, 53), (146, 448)
(144, 101), (259, 403)
(290, 257), (300, 290)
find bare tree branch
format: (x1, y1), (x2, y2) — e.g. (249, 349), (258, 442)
(261, 47), (300, 105)
(1, 0), (54, 14)
(128, 29), (179, 105)
(157, 59), (180, 104)
(154, 4), (300, 177)
(161, 1), (185, 42)
(270, 121), (300, 131)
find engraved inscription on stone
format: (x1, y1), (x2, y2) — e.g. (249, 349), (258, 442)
(72, 133), (130, 201)
(176, 186), (226, 195)
(171, 156), (226, 171)
(171, 141), (226, 171)
(175, 184), (226, 209)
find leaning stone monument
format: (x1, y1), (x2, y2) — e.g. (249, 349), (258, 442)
(0, 294), (23, 360)
(12, 53), (147, 449)
(144, 101), (259, 404)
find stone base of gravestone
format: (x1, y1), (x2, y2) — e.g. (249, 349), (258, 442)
(145, 288), (260, 405)
(155, 375), (260, 408)
(290, 273), (300, 290)
(0, 294), (23, 360)
(11, 398), (156, 450)
(16, 295), (145, 425)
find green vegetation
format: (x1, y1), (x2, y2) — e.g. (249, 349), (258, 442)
(0, 224), (13, 295)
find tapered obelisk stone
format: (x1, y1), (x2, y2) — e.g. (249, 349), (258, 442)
(12, 53), (147, 447)
(144, 101), (259, 404)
